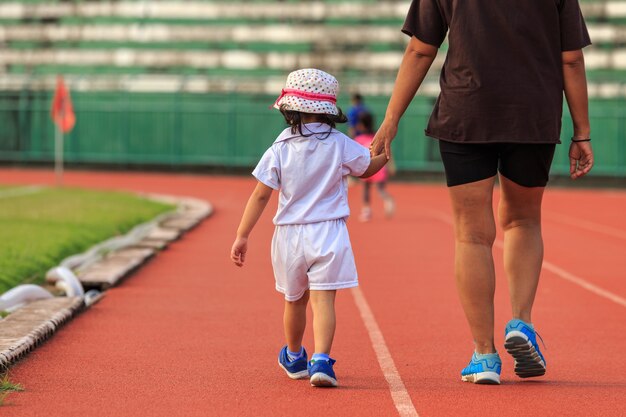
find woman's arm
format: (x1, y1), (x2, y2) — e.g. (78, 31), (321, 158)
(231, 181), (274, 267)
(370, 36), (439, 159)
(562, 49), (593, 179)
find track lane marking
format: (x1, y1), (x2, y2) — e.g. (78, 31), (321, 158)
(543, 210), (626, 242)
(422, 207), (626, 309)
(351, 287), (420, 417)
(539, 259), (626, 308)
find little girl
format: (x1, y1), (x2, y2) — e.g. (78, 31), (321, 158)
(230, 68), (387, 387)
(354, 112), (396, 222)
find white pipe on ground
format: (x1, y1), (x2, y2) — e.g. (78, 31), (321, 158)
(0, 284), (54, 313)
(84, 289), (104, 307)
(60, 210), (176, 273)
(45, 266), (85, 297)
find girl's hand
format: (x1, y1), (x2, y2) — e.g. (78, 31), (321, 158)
(231, 237), (248, 267)
(370, 120), (398, 159)
(569, 141), (593, 179)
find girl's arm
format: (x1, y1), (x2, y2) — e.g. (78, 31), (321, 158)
(562, 49), (593, 179)
(360, 153), (388, 178)
(370, 36), (439, 159)
(231, 182), (274, 267)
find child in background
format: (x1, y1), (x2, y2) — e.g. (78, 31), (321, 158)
(230, 69), (387, 387)
(354, 112), (396, 222)
(347, 93), (368, 138)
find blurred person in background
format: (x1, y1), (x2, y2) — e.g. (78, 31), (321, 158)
(347, 93), (369, 138)
(371, 0), (593, 385)
(354, 111), (396, 222)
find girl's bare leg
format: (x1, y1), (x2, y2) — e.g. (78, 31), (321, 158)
(309, 290), (337, 354)
(284, 290), (309, 353)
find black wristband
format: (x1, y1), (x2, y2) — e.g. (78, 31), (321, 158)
(571, 137), (591, 142)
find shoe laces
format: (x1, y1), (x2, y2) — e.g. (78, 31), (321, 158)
(535, 331), (547, 350)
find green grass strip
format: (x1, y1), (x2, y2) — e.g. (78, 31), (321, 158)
(0, 372), (24, 407)
(0, 186), (174, 293)
(0, 374), (22, 393)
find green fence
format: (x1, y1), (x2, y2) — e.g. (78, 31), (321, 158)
(1, 90), (625, 177)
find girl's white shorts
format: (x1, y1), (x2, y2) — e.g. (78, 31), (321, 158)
(271, 219), (358, 301)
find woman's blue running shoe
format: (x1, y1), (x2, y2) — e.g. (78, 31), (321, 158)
(504, 319), (546, 378)
(308, 358), (338, 387)
(278, 346), (309, 379)
(461, 352), (502, 385)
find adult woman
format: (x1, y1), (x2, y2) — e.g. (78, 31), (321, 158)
(371, 0), (594, 384)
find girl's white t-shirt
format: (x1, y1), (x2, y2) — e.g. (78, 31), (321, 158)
(253, 123), (370, 226)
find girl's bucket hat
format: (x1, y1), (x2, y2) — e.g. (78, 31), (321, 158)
(273, 68), (339, 115)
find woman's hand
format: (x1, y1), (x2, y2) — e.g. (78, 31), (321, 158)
(569, 141), (593, 179)
(231, 236), (248, 267)
(370, 120), (398, 159)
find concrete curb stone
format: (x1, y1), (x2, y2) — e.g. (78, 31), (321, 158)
(0, 297), (84, 369)
(75, 196), (212, 291)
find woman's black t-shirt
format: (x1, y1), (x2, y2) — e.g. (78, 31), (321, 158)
(402, 0), (591, 143)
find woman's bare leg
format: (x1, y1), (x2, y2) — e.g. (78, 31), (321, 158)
(498, 176), (546, 323)
(448, 176), (498, 354)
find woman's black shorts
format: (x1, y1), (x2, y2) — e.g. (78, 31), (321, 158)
(438, 140), (556, 188)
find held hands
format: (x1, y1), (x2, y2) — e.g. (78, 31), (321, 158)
(370, 120), (398, 159)
(230, 236), (248, 267)
(569, 141), (593, 180)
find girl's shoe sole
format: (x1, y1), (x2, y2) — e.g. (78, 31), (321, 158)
(278, 362), (309, 380)
(310, 372), (338, 387)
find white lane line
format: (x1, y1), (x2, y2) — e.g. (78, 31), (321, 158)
(351, 287), (419, 417)
(542, 260), (626, 308)
(0, 186), (43, 199)
(422, 207), (626, 309)
(544, 210), (626, 242)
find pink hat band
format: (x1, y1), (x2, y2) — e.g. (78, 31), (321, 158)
(273, 69), (340, 115)
(274, 88), (337, 108)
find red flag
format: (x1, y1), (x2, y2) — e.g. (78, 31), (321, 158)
(51, 76), (76, 133)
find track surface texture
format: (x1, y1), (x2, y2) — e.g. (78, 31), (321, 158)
(2, 168), (625, 417)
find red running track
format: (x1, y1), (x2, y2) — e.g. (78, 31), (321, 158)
(2, 168), (626, 417)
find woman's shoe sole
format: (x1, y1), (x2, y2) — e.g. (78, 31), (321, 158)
(461, 371), (501, 385)
(504, 332), (546, 378)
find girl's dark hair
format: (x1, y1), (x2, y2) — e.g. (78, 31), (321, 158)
(357, 111), (374, 134)
(280, 104), (348, 138)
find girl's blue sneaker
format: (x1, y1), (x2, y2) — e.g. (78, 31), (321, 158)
(278, 346), (309, 379)
(504, 319), (546, 378)
(461, 352), (502, 385)
(308, 358), (338, 387)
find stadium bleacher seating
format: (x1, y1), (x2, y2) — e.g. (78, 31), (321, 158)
(1, 1), (626, 96)
(0, 1), (624, 175)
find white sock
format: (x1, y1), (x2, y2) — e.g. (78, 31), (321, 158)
(287, 347), (304, 362)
